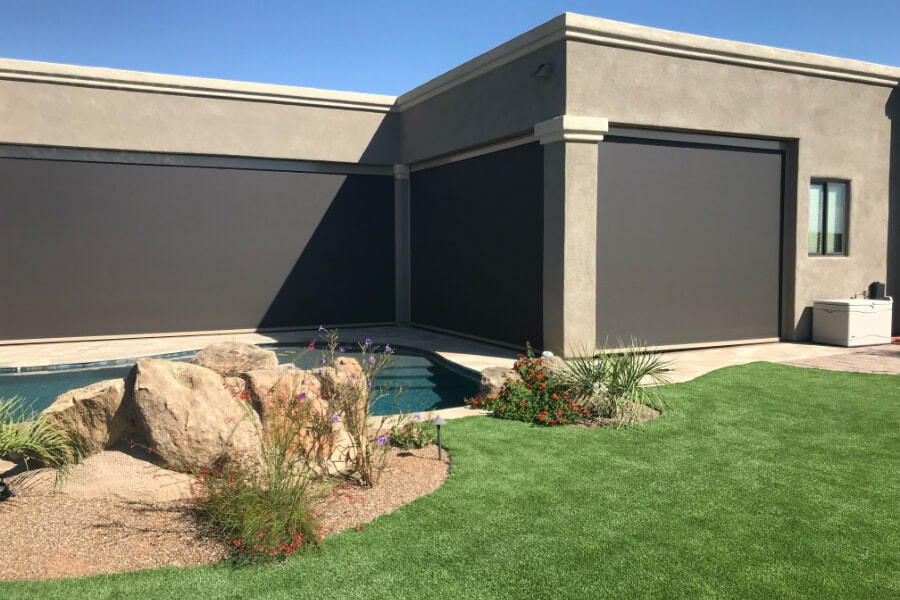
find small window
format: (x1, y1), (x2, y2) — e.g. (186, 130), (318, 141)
(808, 181), (848, 255)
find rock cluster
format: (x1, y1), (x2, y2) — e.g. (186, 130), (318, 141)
(39, 342), (365, 474)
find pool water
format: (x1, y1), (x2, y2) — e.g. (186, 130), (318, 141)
(0, 347), (479, 417)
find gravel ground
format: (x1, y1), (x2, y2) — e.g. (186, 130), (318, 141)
(0, 445), (449, 581)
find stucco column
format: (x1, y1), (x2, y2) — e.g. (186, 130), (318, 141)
(393, 164), (411, 324)
(534, 116), (608, 356)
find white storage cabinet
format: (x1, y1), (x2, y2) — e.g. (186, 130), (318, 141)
(812, 299), (893, 347)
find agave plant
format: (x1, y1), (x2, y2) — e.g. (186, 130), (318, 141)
(560, 338), (673, 426)
(0, 396), (75, 483)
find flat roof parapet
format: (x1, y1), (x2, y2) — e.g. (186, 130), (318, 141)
(397, 12), (900, 109)
(0, 57), (398, 113)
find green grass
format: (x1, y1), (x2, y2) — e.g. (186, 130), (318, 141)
(3, 362), (898, 599)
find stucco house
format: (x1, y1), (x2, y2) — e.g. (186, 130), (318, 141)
(1, 13), (897, 355)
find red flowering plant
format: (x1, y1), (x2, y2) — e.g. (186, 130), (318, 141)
(465, 342), (589, 426)
(188, 366), (330, 562)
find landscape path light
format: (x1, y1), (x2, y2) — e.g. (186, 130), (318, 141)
(432, 415), (446, 461)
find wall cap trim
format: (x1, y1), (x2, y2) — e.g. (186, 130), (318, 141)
(534, 115), (609, 144)
(393, 164), (410, 179)
(0, 58), (397, 113)
(397, 12), (900, 109)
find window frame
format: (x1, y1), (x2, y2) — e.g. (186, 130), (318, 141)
(808, 179), (850, 257)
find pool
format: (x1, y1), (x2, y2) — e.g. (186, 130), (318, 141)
(0, 346), (480, 417)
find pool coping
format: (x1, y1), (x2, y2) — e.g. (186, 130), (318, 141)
(0, 342), (482, 381)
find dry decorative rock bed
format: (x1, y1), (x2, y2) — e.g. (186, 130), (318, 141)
(0, 340), (451, 580)
(0, 444), (449, 581)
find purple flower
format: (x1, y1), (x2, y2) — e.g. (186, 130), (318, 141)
(316, 369), (323, 376)
(368, 356), (376, 364)
(318, 324), (325, 332)
(364, 338), (372, 346)
(9, 491), (15, 498)
(332, 415), (340, 423)
(376, 436), (388, 446)
(319, 357), (326, 365)
(385, 344), (392, 353)
(338, 346), (345, 353)
(415, 412), (422, 421)
(296, 392), (306, 400)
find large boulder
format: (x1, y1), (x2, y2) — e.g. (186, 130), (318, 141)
(41, 378), (132, 459)
(333, 356), (364, 385)
(131, 359), (263, 473)
(242, 367), (326, 431)
(479, 366), (520, 397)
(243, 366), (352, 472)
(315, 358), (368, 423)
(190, 341), (278, 377)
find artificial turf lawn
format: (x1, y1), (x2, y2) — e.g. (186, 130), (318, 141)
(3, 362), (897, 599)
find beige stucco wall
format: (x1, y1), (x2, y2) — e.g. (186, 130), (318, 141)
(393, 14), (898, 344)
(397, 41), (566, 165)
(0, 60), (399, 165)
(567, 40), (895, 340)
(1, 14), (897, 344)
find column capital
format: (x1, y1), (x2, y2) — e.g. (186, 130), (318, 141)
(393, 164), (410, 180)
(534, 115), (609, 145)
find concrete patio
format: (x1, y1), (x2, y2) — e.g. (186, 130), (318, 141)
(1, 326), (897, 379)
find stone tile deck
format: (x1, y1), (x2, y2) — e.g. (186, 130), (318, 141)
(0, 326), (518, 374)
(0, 327), (895, 420)
(780, 344), (900, 375)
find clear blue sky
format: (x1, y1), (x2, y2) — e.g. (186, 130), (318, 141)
(1, 1), (897, 96)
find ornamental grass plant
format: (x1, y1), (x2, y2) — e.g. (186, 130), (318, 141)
(0, 395), (76, 484)
(189, 365), (331, 560)
(562, 338), (672, 426)
(189, 328), (399, 561)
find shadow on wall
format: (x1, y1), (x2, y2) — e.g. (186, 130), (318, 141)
(409, 143), (544, 347)
(0, 155), (396, 341)
(888, 87), (899, 334)
(258, 174), (395, 329)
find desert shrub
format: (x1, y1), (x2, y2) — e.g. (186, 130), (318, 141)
(314, 327), (395, 486)
(465, 343), (589, 426)
(190, 454), (321, 560)
(390, 413), (437, 449)
(189, 367), (329, 560)
(190, 327), (398, 561)
(562, 338), (672, 426)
